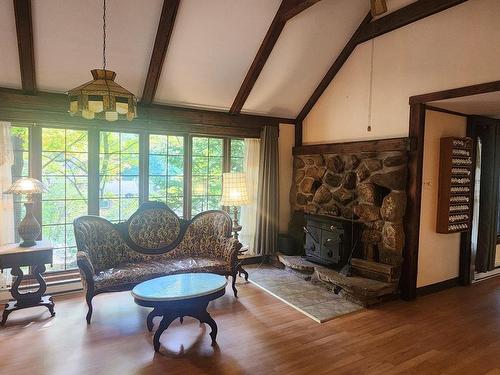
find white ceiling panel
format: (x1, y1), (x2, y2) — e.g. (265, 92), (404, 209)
(431, 92), (500, 119)
(0, 1), (22, 89)
(154, 0), (281, 110)
(242, 0), (370, 118)
(32, 0), (163, 96)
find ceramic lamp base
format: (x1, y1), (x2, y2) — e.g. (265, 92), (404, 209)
(18, 202), (41, 248)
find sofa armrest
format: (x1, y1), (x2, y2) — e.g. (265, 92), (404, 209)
(210, 236), (242, 268)
(77, 251), (96, 291)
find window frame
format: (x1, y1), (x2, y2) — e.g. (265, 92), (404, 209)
(11, 122), (248, 273)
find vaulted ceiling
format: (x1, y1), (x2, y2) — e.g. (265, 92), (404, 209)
(2, 0), (438, 119)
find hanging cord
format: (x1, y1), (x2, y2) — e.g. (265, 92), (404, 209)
(367, 38), (375, 132)
(102, 0), (107, 70)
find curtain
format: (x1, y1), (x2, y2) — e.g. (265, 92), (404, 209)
(0, 122), (15, 246)
(475, 123), (500, 272)
(470, 138), (481, 263)
(239, 138), (260, 254)
(254, 126), (279, 256)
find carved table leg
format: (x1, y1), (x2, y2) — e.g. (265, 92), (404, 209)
(1, 264), (55, 326)
(153, 313), (177, 352)
(1, 305), (12, 326)
(147, 308), (161, 332)
(197, 309), (218, 342)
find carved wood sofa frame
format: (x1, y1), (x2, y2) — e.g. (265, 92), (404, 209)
(74, 201), (242, 324)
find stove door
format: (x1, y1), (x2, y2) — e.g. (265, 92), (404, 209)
(320, 229), (343, 264)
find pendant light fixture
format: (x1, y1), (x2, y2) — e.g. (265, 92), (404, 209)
(67, 0), (137, 122)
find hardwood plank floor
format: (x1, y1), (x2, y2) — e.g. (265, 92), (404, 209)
(1, 276), (500, 375)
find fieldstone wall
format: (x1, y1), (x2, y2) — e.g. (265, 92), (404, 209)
(290, 150), (408, 267)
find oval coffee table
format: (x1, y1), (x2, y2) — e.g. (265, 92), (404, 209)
(132, 273), (227, 352)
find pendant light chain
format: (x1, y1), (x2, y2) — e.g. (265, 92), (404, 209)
(367, 38), (375, 132)
(102, 0), (107, 70)
(67, 0), (137, 122)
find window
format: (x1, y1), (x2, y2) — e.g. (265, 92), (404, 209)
(148, 134), (185, 217)
(11, 126), (30, 242)
(41, 128), (89, 271)
(191, 137), (223, 216)
(229, 139), (246, 218)
(99, 131), (140, 222)
(9, 123), (249, 273)
(230, 139), (245, 172)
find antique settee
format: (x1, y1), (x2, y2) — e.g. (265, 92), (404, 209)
(74, 201), (241, 323)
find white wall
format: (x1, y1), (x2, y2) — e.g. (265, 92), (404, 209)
(301, 0), (500, 286)
(417, 110), (466, 287)
(278, 124), (295, 233)
(303, 0), (500, 144)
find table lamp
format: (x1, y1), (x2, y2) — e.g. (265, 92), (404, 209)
(4, 177), (47, 247)
(220, 173), (250, 241)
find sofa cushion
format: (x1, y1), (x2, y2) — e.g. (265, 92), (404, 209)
(128, 206), (181, 250)
(93, 257), (230, 290)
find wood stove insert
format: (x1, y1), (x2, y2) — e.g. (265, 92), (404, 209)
(304, 214), (362, 267)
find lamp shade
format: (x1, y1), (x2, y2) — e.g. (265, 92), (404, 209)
(5, 178), (47, 195)
(220, 173), (250, 207)
(68, 69), (137, 122)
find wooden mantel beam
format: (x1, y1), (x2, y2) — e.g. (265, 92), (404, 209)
(13, 0), (37, 95)
(296, 0), (469, 124)
(229, 0), (322, 115)
(141, 0), (180, 106)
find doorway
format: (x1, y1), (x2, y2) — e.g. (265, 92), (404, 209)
(403, 81), (500, 299)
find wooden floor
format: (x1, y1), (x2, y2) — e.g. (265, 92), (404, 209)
(1, 277), (500, 375)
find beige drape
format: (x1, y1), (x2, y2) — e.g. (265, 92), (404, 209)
(254, 126), (279, 256)
(239, 138), (260, 253)
(0, 121), (15, 245)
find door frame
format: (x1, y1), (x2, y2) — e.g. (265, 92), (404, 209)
(402, 80), (500, 300)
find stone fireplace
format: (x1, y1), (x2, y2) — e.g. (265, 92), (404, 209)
(284, 138), (409, 305)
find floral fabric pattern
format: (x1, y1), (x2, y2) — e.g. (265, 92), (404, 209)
(128, 208), (181, 249)
(94, 257), (230, 290)
(74, 206), (239, 292)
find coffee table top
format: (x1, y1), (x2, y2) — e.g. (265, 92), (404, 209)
(132, 273), (227, 302)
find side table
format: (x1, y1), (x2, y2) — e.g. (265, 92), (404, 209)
(0, 240), (55, 326)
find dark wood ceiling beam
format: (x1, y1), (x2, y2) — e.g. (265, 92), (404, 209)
(0, 87), (295, 131)
(297, 0), (469, 123)
(141, 0), (180, 106)
(229, 0), (321, 115)
(296, 11), (372, 123)
(281, 0), (322, 21)
(13, 0), (37, 95)
(356, 0), (469, 44)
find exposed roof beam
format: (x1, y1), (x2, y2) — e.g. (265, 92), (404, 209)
(282, 0), (322, 21)
(296, 12), (372, 123)
(0, 88), (295, 133)
(141, 0), (180, 105)
(297, 0), (469, 122)
(356, 0), (469, 44)
(13, 0), (36, 95)
(229, 0), (321, 115)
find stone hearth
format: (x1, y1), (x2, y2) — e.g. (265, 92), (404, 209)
(290, 142), (408, 268)
(278, 254), (397, 306)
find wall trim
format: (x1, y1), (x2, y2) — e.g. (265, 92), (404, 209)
(416, 277), (460, 296)
(293, 137), (409, 155)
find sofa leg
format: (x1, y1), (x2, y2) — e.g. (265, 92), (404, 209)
(231, 273), (238, 298)
(85, 292), (94, 324)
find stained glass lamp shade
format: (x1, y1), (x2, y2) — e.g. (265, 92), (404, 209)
(68, 69), (137, 122)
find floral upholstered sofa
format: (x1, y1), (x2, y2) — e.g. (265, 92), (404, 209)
(74, 201), (241, 323)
